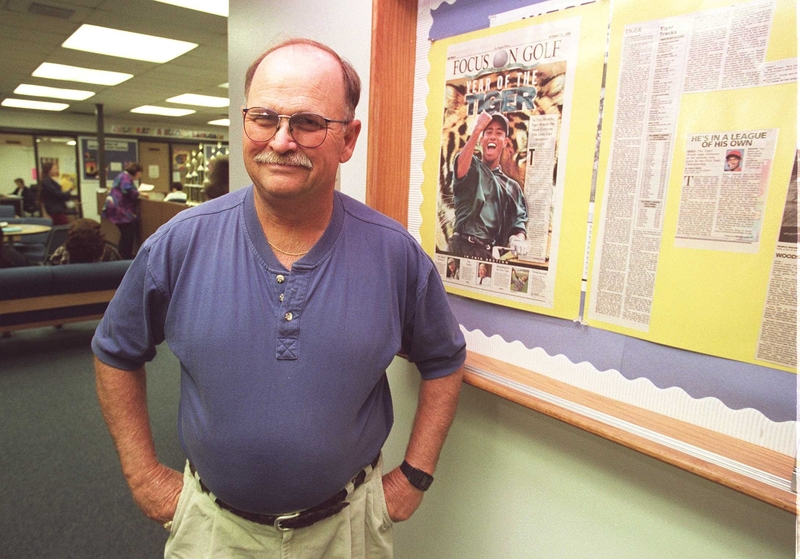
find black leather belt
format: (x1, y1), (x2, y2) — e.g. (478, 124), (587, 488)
(451, 231), (492, 251)
(189, 453), (381, 531)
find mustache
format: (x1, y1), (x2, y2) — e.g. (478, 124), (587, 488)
(253, 150), (313, 169)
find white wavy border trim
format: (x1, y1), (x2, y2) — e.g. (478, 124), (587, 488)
(407, 0), (439, 243)
(464, 327), (797, 456)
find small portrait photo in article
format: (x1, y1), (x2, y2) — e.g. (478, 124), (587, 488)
(446, 257), (461, 280)
(724, 149), (743, 172)
(476, 262), (492, 286)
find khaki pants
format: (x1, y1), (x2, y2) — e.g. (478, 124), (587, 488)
(165, 457), (394, 559)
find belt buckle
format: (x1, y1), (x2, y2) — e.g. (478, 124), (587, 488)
(274, 511), (300, 531)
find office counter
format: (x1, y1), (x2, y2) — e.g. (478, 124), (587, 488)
(97, 192), (189, 250)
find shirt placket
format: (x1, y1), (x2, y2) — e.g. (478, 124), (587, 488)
(274, 270), (310, 360)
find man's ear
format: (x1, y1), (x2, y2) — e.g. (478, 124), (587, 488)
(339, 119), (362, 163)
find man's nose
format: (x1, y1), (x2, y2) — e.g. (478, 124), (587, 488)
(270, 118), (297, 151)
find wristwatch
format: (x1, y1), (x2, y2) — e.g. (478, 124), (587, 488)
(400, 460), (434, 491)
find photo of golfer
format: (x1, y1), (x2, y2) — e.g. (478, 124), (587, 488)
(446, 257), (460, 280)
(725, 150), (743, 172)
(446, 111), (529, 260)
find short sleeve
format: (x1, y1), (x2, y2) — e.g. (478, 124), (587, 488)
(91, 248), (168, 370)
(402, 260), (466, 380)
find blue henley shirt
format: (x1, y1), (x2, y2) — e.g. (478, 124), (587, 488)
(92, 186), (466, 514)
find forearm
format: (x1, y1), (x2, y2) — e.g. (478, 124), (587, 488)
(382, 366), (464, 521)
(455, 137), (480, 180)
(95, 355), (182, 522)
(44, 181), (72, 200)
(403, 366), (465, 473)
(94, 356), (159, 486)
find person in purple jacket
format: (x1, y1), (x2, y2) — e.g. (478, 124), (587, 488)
(93, 38), (466, 559)
(102, 162), (144, 258)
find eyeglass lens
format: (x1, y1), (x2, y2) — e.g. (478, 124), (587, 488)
(244, 109), (329, 147)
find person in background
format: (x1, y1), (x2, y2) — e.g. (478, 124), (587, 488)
(11, 178), (37, 215)
(48, 218), (120, 265)
(203, 155), (229, 200)
(39, 162), (75, 225)
(93, 39), (465, 559)
(164, 181), (187, 203)
(102, 163), (145, 259)
(11, 177), (26, 196)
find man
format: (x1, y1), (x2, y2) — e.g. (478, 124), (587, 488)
(93, 39), (466, 559)
(725, 150), (742, 171)
(11, 177), (37, 215)
(163, 181), (187, 203)
(447, 111), (528, 259)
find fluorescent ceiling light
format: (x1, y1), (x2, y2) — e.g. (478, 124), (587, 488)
(131, 105), (196, 117)
(208, 118), (230, 126)
(33, 63), (133, 86)
(62, 24), (197, 63)
(167, 94), (229, 107)
(67, 141), (77, 146)
(14, 83), (95, 101)
(153, 0), (228, 17)
(218, 83), (229, 89)
(2, 98), (69, 111)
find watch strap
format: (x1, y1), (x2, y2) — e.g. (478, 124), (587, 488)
(399, 460), (434, 492)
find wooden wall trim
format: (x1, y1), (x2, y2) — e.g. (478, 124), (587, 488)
(0, 290), (117, 315)
(366, 0), (417, 227)
(465, 352), (796, 513)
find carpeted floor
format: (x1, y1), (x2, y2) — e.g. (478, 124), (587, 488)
(0, 321), (186, 558)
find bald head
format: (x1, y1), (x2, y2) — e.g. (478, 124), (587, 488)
(244, 39), (361, 121)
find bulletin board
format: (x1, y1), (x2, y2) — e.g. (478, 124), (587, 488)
(366, 0), (796, 512)
(79, 137), (139, 182)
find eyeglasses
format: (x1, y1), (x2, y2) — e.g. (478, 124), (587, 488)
(242, 107), (350, 148)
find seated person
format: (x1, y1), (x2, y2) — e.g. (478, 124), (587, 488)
(164, 181), (187, 203)
(11, 178), (38, 215)
(49, 218), (121, 265)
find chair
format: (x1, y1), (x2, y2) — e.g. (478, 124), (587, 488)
(13, 217), (53, 265)
(0, 205), (15, 218)
(43, 224), (70, 262)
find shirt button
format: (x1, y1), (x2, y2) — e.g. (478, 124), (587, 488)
(279, 293), (284, 302)
(284, 312), (293, 321)
(276, 275), (285, 284)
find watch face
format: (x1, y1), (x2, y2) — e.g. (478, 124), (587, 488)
(401, 461), (433, 491)
(411, 470), (433, 491)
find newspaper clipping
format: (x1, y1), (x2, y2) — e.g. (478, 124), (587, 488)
(434, 19), (579, 307)
(587, 0), (789, 333)
(675, 129), (777, 252)
(755, 153), (797, 369)
(587, 15), (689, 331)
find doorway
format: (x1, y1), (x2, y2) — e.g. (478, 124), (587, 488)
(36, 136), (81, 220)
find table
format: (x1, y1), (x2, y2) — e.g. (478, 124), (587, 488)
(2, 224), (52, 263)
(2, 224), (52, 238)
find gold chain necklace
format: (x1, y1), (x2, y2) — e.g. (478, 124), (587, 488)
(268, 240), (309, 257)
